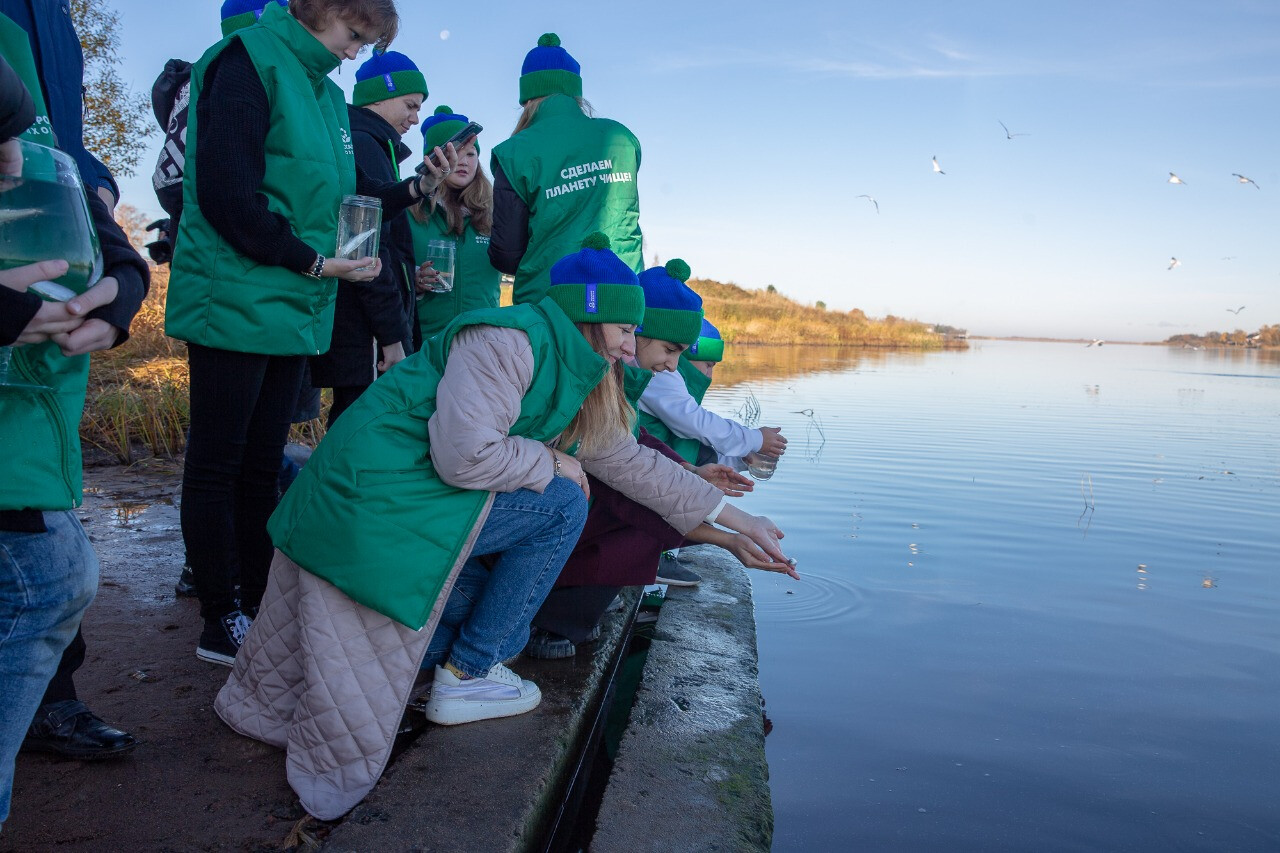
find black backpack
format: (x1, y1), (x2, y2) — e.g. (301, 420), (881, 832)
(146, 58), (191, 263)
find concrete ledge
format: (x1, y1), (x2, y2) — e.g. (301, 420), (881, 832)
(592, 546), (773, 852)
(322, 588), (639, 852)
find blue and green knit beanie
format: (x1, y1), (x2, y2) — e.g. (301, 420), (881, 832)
(353, 51), (428, 108)
(636, 259), (704, 346)
(421, 105), (480, 155)
(687, 318), (725, 363)
(547, 232), (645, 326)
(220, 0), (286, 35)
(519, 33), (582, 104)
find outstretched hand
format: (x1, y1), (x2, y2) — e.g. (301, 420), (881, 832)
(692, 462), (754, 497)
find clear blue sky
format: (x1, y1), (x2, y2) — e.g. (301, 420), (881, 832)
(108, 0), (1280, 342)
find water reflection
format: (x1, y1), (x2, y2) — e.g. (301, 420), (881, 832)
(713, 344), (929, 388)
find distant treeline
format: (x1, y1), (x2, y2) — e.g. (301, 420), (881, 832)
(1165, 324), (1278, 348)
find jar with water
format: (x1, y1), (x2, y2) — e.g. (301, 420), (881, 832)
(335, 195), (381, 270)
(0, 139), (103, 391)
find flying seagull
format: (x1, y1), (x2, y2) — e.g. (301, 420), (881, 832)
(1168, 172), (1186, 185)
(1232, 173), (1260, 189)
(1168, 257), (1181, 270)
(1227, 305), (1245, 314)
(998, 121), (1029, 140)
(1086, 339), (1105, 347)
(932, 156), (945, 175)
(856, 194), (879, 213)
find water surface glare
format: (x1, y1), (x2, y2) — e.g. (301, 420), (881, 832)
(703, 340), (1279, 852)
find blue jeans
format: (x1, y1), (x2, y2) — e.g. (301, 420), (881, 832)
(423, 477), (588, 677)
(0, 511), (98, 825)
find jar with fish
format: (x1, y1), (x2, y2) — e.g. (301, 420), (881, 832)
(0, 139), (103, 390)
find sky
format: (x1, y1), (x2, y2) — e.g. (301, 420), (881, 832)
(105, 0), (1280, 342)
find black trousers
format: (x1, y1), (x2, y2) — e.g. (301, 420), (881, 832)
(180, 343), (305, 621)
(532, 585), (622, 644)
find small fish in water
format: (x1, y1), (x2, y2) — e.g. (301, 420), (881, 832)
(0, 207), (42, 224)
(338, 228), (377, 258)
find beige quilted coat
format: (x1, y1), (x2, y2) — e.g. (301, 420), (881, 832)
(215, 327), (721, 819)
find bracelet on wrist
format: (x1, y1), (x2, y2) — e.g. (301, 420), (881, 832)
(304, 254), (325, 279)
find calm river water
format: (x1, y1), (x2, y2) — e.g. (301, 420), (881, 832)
(703, 340), (1279, 852)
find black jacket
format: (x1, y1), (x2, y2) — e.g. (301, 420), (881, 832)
(309, 105), (416, 388)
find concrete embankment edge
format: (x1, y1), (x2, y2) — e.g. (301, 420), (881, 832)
(592, 546), (774, 852)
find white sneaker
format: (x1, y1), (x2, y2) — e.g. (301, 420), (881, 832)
(423, 663), (541, 726)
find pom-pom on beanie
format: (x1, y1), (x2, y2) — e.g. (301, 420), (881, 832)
(220, 0), (286, 36)
(547, 232), (645, 326)
(636, 259), (704, 346)
(519, 33), (582, 105)
(421, 105), (480, 155)
(687, 318), (725, 363)
(353, 51), (428, 107)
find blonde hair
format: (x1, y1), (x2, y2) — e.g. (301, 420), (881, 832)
(512, 95), (595, 135)
(558, 323), (633, 456)
(411, 166), (493, 236)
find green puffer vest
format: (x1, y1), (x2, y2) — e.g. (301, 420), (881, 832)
(637, 355), (713, 465)
(410, 205), (501, 341)
(267, 297), (607, 629)
(0, 16), (88, 511)
(491, 94), (642, 306)
(165, 3), (355, 356)
(622, 362), (651, 437)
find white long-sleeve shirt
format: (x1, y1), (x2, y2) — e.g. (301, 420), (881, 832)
(638, 368), (763, 459)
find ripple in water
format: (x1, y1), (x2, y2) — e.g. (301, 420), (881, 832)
(754, 570), (867, 625)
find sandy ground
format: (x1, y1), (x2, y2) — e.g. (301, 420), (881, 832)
(1, 458), (324, 852)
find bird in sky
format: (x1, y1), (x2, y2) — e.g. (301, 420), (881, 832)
(1168, 172), (1186, 185)
(1227, 305), (1245, 314)
(932, 156), (945, 175)
(1168, 257), (1181, 270)
(856, 194), (879, 213)
(1086, 339), (1105, 347)
(1231, 173), (1260, 189)
(998, 121), (1029, 140)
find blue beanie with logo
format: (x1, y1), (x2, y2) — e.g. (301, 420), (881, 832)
(220, 0), (285, 35)
(421, 105), (480, 155)
(547, 232), (645, 326)
(688, 318), (725, 362)
(353, 51), (428, 107)
(519, 33), (582, 104)
(636, 259), (704, 346)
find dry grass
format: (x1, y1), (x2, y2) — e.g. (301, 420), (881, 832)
(691, 278), (955, 348)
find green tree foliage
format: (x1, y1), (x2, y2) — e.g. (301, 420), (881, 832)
(72, 0), (151, 178)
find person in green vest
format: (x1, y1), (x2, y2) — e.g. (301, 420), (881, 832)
(410, 105), (501, 342)
(311, 48), (428, 428)
(639, 317), (789, 471)
(0, 27), (150, 823)
(527, 259), (792, 659)
(164, 0), (464, 669)
(488, 33), (643, 306)
(217, 234), (793, 780)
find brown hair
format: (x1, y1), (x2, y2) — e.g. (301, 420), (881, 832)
(290, 0), (399, 51)
(511, 95), (595, 135)
(558, 323), (633, 456)
(411, 166), (493, 236)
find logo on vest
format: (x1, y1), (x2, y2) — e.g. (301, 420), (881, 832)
(340, 127), (353, 157)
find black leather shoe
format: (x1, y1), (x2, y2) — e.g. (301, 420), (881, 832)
(22, 699), (138, 760)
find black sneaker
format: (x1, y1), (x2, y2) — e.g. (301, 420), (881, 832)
(196, 609), (253, 666)
(656, 553), (702, 587)
(524, 628), (577, 660)
(174, 565), (197, 598)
